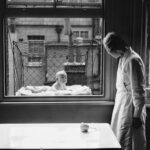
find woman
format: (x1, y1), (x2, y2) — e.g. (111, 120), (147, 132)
(103, 32), (146, 150)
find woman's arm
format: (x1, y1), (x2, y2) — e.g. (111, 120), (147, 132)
(129, 58), (145, 118)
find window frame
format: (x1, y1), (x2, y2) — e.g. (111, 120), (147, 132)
(145, 1), (150, 101)
(1, 0), (115, 102)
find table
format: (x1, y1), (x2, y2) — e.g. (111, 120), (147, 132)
(0, 123), (121, 149)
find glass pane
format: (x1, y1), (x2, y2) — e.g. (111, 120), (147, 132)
(7, 0), (102, 8)
(5, 17), (104, 97)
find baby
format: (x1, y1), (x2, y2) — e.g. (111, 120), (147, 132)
(52, 70), (67, 90)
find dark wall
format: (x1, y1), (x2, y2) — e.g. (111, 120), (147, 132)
(105, 0), (144, 53)
(104, 0), (133, 44)
(0, 103), (113, 123)
(146, 107), (150, 150)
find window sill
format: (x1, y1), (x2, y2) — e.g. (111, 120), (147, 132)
(26, 62), (43, 67)
(0, 100), (115, 106)
(2, 94), (114, 104)
(26, 64), (44, 67)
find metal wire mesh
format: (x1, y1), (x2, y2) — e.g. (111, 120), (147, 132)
(12, 41), (24, 93)
(11, 41), (88, 94)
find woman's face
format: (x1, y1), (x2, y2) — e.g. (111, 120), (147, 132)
(104, 45), (121, 59)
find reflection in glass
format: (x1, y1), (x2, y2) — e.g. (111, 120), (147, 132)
(6, 17), (103, 96)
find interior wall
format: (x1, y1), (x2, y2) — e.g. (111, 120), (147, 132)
(146, 107), (150, 150)
(0, 103), (113, 123)
(104, 0), (145, 57)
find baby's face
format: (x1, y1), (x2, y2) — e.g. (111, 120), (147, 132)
(58, 74), (67, 84)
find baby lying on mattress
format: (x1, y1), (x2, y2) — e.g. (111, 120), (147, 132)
(16, 70), (92, 96)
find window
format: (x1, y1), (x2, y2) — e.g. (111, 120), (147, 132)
(2, 0), (111, 101)
(73, 31), (80, 39)
(28, 35), (45, 66)
(73, 31), (89, 39)
(80, 31), (88, 39)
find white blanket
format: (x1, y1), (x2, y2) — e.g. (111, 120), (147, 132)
(16, 85), (92, 96)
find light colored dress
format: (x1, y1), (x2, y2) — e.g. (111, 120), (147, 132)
(111, 48), (146, 150)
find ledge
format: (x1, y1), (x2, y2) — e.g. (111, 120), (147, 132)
(0, 100), (115, 105)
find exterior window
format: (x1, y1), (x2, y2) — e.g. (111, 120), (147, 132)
(28, 36), (45, 66)
(80, 31), (88, 39)
(73, 31), (89, 39)
(73, 31), (80, 39)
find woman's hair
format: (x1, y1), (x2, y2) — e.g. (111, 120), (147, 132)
(103, 32), (128, 52)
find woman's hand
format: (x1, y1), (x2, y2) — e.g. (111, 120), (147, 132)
(132, 117), (142, 129)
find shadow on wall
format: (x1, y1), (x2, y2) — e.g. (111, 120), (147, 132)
(146, 108), (150, 150)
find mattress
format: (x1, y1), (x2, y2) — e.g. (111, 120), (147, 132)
(16, 85), (92, 96)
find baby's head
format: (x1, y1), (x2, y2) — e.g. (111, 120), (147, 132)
(56, 70), (67, 84)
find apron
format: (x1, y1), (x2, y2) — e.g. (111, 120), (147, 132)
(111, 48), (146, 150)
